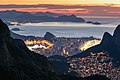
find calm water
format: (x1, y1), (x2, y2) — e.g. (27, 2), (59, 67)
(8, 16), (120, 39)
(9, 22), (116, 39)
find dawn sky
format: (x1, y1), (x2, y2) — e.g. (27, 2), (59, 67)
(0, 0), (120, 5)
(0, 0), (120, 16)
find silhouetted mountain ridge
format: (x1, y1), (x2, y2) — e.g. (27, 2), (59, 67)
(34, 11), (63, 17)
(0, 19), (60, 80)
(0, 10), (85, 23)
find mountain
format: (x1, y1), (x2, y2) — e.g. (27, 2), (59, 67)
(0, 19), (61, 80)
(0, 10), (85, 23)
(113, 25), (120, 50)
(0, 10), (29, 21)
(44, 32), (56, 42)
(72, 25), (120, 67)
(34, 11), (63, 17)
(0, 19), (110, 80)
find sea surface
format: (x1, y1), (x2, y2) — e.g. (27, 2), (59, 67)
(8, 16), (120, 39)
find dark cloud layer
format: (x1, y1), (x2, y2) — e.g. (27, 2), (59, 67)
(0, 4), (120, 16)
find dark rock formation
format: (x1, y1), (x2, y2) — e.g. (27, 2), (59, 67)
(86, 21), (93, 23)
(48, 55), (69, 74)
(86, 21), (101, 25)
(61, 75), (110, 80)
(48, 55), (66, 61)
(44, 32), (56, 42)
(0, 19), (60, 80)
(83, 75), (111, 80)
(113, 25), (120, 50)
(93, 22), (101, 25)
(100, 32), (113, 46)
(11, 28), (21, 31)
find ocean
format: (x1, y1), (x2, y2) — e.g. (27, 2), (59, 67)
(8, 16), (120, 39)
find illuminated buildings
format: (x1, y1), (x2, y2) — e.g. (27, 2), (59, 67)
(25, 39), (54, 50)
(67, 52), (120, 80)
(24, 37), (100, 57)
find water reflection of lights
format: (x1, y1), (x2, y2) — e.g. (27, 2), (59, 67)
(80, 39), (101, 51)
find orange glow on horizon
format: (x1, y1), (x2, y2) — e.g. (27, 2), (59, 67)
(0, 8), (90, 15)
(0, 2), (120, 16)
(0, 0), (120, 5)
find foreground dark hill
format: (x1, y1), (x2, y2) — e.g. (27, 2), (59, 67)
(0, 19), (110, 80)
(73, 25), (120, 67)
(0, 19), (60, 80)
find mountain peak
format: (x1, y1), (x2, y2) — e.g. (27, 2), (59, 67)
(70, 14), (77, 18)
(0, 19), (10, 35)
(44, 32), (56, 42)
(100, 32), (113, 46)
(0, 19), (11, 43)
(113, 24), (120, 50)
(103, 32), (112, 39)
(46, 11), (51, 13)
(113, 24), (120, 36)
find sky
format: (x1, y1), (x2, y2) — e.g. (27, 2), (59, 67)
(0, 0), (120, 16)
(0, 0), (120, 5)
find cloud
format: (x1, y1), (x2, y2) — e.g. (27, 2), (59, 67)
(0, 4), (120, 16)
(0, 4), (79, 9)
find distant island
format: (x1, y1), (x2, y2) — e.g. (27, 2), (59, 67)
(0, 10), (85, 23)
(0, 10), (102, 25)
(11, 28), (21, 31)
(86, 21), (101, 25)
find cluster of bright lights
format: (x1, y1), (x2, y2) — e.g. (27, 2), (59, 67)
(25, 39), (54, 50)
(80, 39), (100, 51)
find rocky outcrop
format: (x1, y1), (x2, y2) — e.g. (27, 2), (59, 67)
(44, 32), (56, 42)
(113, 25), (120, 50)
(11, 28), (21, 31)
(100, 32), (113, 46)
(86, 21), (101, 25)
